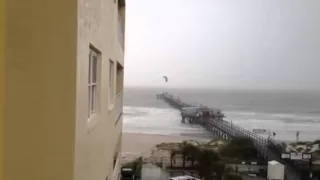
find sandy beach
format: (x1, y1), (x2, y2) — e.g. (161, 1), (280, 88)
(121, 132), (212, 163)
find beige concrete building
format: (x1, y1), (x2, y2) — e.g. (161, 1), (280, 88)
(0, 0), (125, 179)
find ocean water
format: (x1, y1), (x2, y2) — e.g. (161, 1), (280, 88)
(123, 87), (320, 141)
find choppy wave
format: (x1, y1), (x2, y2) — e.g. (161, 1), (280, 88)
(124, 106), (320, 141)
(123, 106), (210, 135)
(225, 111), (320, 124)
(224, 111), (320, 141)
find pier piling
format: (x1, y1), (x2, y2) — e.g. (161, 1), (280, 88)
(157, 92), (310, 180)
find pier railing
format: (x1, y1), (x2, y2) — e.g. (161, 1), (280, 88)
(204, 118), (268, 159)
(158, 92), (268, 158)
(157, 92), (309, 179)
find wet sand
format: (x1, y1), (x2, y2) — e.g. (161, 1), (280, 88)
(121, 132), (212, 163)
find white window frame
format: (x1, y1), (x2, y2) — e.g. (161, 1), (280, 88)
(88, 47), (100, 119)
(109, 59), (115, 111)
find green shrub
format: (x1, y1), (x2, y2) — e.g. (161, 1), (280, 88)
(313, 140), (320, 145)
(296, 141), (309, 145)
(220, 137), (258, 160)
(226, 174), (243, 180)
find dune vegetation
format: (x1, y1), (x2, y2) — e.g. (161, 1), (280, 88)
(154, 137), (259, 180)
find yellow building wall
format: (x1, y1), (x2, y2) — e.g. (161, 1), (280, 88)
(3, 0), (77, 179)
(74, 0), (125, 179)
(0, 0), (5, 179)
(1, 0), (125, 179)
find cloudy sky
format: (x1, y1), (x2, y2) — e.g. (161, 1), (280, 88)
(124, 0), (320, 90)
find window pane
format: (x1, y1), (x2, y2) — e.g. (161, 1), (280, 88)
(109, 60), (114, 83)
(92, 55), (98, 83)
(91, 85), (97, 113)
(89, 53), (92, 84)
(109, 60), (114, 102)
(88, 46), (101, 119)
(88, 86), (91, 117)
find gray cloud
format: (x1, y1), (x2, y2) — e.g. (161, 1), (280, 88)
(124, 0), (320, 90)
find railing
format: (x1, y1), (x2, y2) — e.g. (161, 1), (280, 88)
(115, 93), (123, 125)
(161, 93), (268, 158)
(204, 118), (268, 159)
(117, 15), (124, 50)
(160, 92), (311, 178)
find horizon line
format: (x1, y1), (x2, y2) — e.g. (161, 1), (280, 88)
(123, 85), (320, 92)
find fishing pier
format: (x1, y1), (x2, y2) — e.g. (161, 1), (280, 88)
(157, 92), (312, 180)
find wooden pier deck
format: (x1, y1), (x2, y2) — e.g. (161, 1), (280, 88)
(157, 92), (311, 180)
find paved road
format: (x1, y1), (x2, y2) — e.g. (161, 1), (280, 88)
(141, 164), (169, 180)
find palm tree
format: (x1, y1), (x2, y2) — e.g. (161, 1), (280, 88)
(196, 149), (220, 180)
(220, 137), (258, 160)
(187, 145), (200, 168)
(179, 141), (189, 168)
(212, 162), (226, 180)
(179, 141), (201, 168)
(170, 150), (178, 167)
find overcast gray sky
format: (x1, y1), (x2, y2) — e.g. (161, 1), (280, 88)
(124, 0), (320, 90)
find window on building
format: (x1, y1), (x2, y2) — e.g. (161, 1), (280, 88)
(116, 63), (123, 95)
(117, 0), (125, 50)
(88, 47), (100, 118)
(113, 152), (118, 169)
(109, 60), (115, 105)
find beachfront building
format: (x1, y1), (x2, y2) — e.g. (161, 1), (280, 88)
(0, 0), (125, 180)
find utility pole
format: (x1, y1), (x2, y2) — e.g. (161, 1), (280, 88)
(265, 138), (269, 177)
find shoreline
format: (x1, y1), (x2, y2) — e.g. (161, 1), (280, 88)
(121, 132), (214, 163)
(122, 131), (214, 139)
(124, 105), (320, 142)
